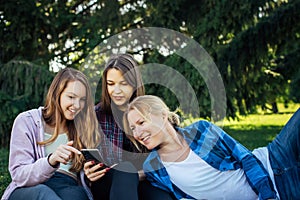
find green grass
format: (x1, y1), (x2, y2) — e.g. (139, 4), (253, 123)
(221, 103), (299, 150)
(1, 103), (299, 196)
(0, 147), (10, 197)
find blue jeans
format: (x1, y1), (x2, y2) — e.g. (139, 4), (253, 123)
(9, 172), (88, 200)
(268, 108), (300, 199)
(9, 184), (61, 200)
(91, 161), (139, 200)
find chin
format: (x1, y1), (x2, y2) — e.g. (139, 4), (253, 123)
(113, 99), (125, 105)
(66, 116), (75, 121)
(145, 145), (154, 150)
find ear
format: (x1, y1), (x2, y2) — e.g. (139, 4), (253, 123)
(162, 110), (168, 121)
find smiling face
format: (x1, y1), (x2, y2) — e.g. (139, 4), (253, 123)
(127, 108), (167, 150)
(60, 80), (86, 120)
(106, 68), (134, 111)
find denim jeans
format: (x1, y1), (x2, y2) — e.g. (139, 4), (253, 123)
(9, 184), (61, 200)
(91, 161), (139, 200)
(268, 108), (300, 199)
(9, 172), (88, 200)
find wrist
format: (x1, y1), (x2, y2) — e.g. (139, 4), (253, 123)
(47, 153), (59, 168)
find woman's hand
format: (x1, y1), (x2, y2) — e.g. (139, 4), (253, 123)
(84, 161), (110, 182)
(48, 141), (81, 167)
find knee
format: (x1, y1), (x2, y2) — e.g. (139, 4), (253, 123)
(64, 187), (89, 200)
(36, 185), (60, 199)
(114, 161), (137, 174)
(110, 161), (139, 183)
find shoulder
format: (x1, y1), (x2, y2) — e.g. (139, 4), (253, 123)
(94, 103), (102, 112)
(192, 120), (212, 128)
(95, 103), (111, 117)
(11, 107), (42, 137)
(95, 104), (106, 119)
(95, 104), (114, 123)
(181, 120), (213, 134)
(178, 120), (225, 143)
(15, 107), (42, 123)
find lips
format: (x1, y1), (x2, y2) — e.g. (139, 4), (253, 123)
(67, 108), (79, 117)
(113, 96), (124, 101)
(69, 109), (76, 113)
(140, 134), (151, 144)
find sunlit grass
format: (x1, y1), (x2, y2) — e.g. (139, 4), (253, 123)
(182, 103), (299, 150)
(221, 103), (299, 150)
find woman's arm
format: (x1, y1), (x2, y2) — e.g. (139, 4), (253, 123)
(9, 113), (56, 187)
(206, 122), (277, 199)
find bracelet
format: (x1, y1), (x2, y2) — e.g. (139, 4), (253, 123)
(47, 153), (59, 168)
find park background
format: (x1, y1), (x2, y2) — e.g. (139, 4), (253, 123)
(0, 0), (299, 196)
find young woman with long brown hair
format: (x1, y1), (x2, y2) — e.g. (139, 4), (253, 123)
(2, 68), (100, 200)
(83, 54), (176, 200)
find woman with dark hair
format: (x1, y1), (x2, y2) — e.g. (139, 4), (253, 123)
(83, 54), (175, 200)
(2, 68), (100, 200)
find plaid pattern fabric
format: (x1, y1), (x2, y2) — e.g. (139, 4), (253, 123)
(143, 120), (277, 200)
(95, 105), (124, 165)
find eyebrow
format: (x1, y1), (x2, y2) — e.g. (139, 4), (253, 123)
(135, 117), (146, 125)
(65, 91), (77, 95)
(107, 79), (127, 83)
(65, 91), (85, 98)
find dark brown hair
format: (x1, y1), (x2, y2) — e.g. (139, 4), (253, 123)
(100, 53), (145, 113)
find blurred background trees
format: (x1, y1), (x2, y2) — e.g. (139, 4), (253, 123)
(1, 0), (299, 146)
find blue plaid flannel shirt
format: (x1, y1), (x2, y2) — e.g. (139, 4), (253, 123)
(143, 120), (277, 200)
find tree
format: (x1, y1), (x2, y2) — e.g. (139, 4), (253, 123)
(1, 0), (299, 120)
(0, 60), (54, 147)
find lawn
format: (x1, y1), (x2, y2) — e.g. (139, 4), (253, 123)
(222, 103), (299, 150)
(0, 103), (299, 196)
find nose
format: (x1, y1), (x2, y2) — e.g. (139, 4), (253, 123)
(113, 84), (121, 93)
(73, 99), (80, 109)
(133, 126), (142, 138)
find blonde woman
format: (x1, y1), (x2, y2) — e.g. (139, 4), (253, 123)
(124, 95), (300, 200)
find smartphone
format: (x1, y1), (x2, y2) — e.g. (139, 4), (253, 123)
(81, 149), (108, 170)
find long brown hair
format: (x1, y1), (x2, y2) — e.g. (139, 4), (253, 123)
(40, 68), (100, 172)
(99, 53), (145, 113)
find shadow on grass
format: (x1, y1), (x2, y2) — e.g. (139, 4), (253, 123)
(223, 125), (282, 150)
(262, 111), (296, 115)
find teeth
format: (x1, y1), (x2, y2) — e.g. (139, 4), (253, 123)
(142, 136), (150, 142)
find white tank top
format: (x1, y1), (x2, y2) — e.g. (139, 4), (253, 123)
(44, 133), (76, 178)
(162, 149), (258, 200)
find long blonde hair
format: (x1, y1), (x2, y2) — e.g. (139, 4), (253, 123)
(123, 95), (180, 150)
(40, 68), (100, 172)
